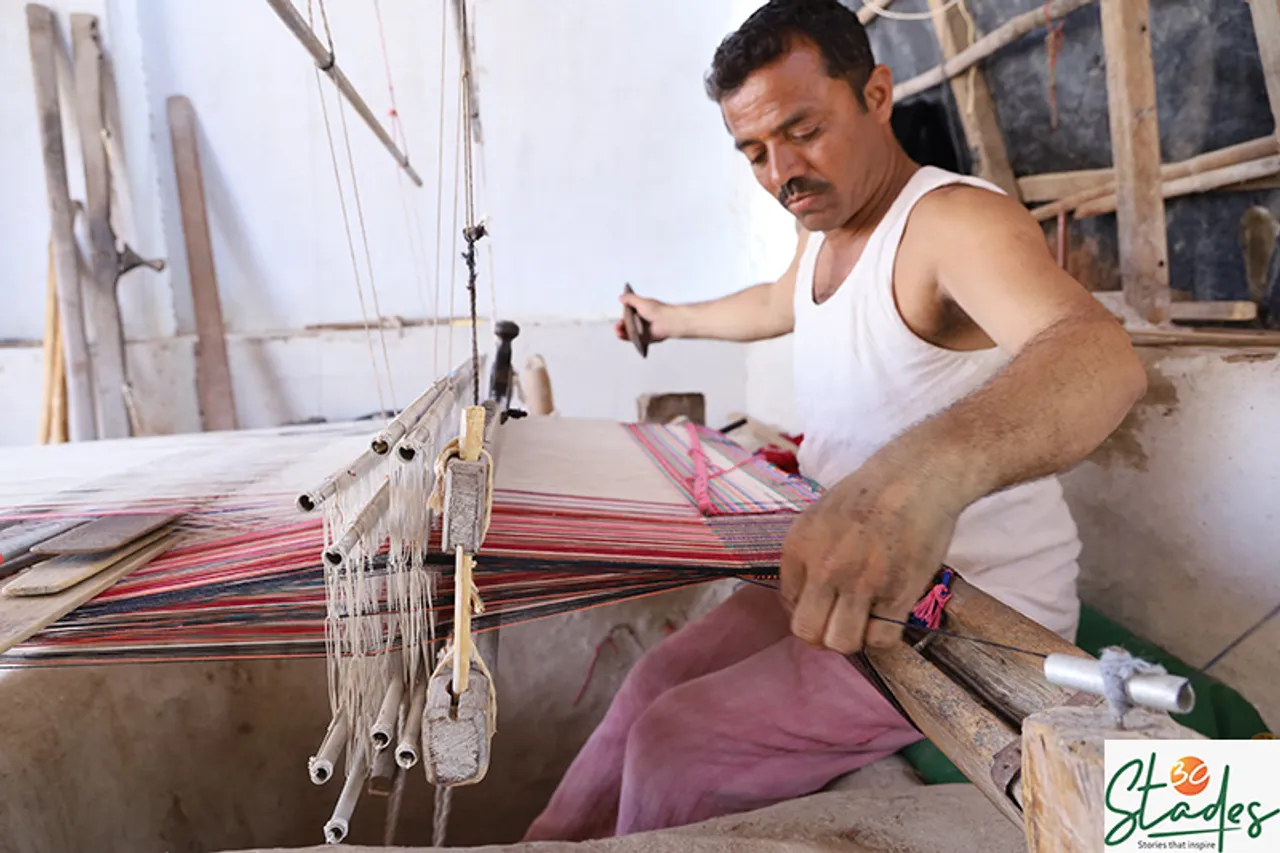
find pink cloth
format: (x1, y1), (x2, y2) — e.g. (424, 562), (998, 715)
(522, 583), (923, 841)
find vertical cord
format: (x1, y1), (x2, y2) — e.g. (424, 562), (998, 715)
(458, 0), (482, 405)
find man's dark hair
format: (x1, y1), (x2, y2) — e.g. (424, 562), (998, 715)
(705, 0), (875, 105)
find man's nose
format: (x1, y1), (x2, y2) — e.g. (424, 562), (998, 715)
(768, 144), (805, 190)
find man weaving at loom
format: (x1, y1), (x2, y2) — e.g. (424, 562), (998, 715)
(524, 0), (1147, 841)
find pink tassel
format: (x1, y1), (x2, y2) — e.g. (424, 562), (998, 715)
(910, 570), (954, 630)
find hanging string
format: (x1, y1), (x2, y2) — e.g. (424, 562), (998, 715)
(1043, 2), (1065, 129)
(432, 0), (450, 379)
(309, 0), (388, 419)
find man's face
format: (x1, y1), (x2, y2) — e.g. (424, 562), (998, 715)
(720, 40), (885, 232)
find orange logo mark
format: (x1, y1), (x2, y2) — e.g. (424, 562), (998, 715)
(1170, 756), (1210, 796)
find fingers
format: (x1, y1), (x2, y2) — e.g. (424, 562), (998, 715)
(614, 319), (629, 341)
(822, 585), (874, 654)
(789, 577), (836, 648)
(778, 540), (805, 611)
(865, 578), (928, 649)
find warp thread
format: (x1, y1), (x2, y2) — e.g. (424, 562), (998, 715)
(1099, 645), (1167, 727)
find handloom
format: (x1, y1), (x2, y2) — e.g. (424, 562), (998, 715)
(8, 2), (1255, 850)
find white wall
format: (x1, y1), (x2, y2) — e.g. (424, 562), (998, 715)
(0, 0), (795, 444)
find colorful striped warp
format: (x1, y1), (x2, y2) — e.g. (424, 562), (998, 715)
(0, 417), (821, 667)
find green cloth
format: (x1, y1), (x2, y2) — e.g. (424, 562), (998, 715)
(899, 604), (1272, 785)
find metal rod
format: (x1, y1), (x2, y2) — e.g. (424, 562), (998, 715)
(263, 0), (423, 187)
(1043, 653), (1195, 715)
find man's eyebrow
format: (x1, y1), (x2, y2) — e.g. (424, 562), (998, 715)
(733, 109), (813, 151)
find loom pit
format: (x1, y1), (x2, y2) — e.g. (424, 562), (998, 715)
(0, 578), (1025, 853)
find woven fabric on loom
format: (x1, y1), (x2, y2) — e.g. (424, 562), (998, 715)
(0, 420), (813, 667)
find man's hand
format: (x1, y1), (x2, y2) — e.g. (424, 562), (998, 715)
(779, 451), (960, 654)
(615, 290), (675, 345)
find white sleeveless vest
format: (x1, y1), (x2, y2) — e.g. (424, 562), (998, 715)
(791, 166), (1082, 641)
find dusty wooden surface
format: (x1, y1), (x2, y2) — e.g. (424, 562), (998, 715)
(1021, 705), (1204, 853)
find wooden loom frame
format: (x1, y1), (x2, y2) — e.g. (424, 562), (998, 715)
(894, 0), (1280, 335)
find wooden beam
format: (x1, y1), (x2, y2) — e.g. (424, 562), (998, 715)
(1248, 0), (1280, 140)
(1099, 0), (1170, 324)
(26, 4), (96, 442)
(925, 0), (1020, 199)
(1021, 706), (1204, 853)
(71, 14), (131, 439)
(1031, 136), (1279, 220)
(1094, 291), (1258, 325)
(167, 95), (239, 432)
(1075, 154), (1280, 219)
(1019, 169), (1112, 204)
(894, 0), (1097, 102)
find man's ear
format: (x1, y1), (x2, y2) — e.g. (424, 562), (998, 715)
(862, 65), (895, 124)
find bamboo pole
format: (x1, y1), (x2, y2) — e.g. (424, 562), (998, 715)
(1031, 136), (1279, 221)
(262, 0), (422, 187)
(39, 241), (58, 445)
(1075, 154), (1280, 219)
(893, 0), (1098, 102)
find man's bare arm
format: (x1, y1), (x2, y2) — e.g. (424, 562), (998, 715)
(616, 230), (808, 344)
(780, 187), (1146, 655)
(880, 187), (1146, 506)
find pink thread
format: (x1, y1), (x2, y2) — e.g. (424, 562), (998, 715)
(910, 570), (954, 630)
(685, 423), (715, 515)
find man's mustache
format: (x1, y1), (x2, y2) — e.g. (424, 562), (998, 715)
(778, 177), (832, 206)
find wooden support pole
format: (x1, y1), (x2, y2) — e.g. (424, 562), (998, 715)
(1021, 706), (1204, 853)
(857, 0), (893, 25)
(925, 0), (1020, 199)
(71, 13), (131, 439)
(894, 0), (1097, 102)
(167, 96), (239, 432)
(1099, 0), (1170, 324)
(1248, 0), (1280, 141)
(26, 4), (96, 442)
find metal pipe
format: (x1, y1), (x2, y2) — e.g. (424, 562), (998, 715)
(263, 0), (423, 187)
(1043, 653), (1195, 715)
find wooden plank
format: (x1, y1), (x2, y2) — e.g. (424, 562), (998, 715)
(167, 95), (239, 431)
(1018, 169), (1113, 204)
(31, 511), (176, 555)
(1094, 292), (1258, 324)
(0, 518), (88, 565)
(26, 4), (96, 441)
(926, 0), (1020, 199)
(71, 14), (131, 439)
(1248, 0), (1280, 140)
(4, 525), (169, 596)
(1127, 327), (1280, 347)
(0, 531), (172, 655)
(923, 575), (1095, 723)
(1099, 0), (1170, 324)
(894, 0), (1098, 102)
(1075, 154), (1280, 219)
(1021, 706), (1204, 853)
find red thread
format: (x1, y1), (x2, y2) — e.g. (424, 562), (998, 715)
(571, 624), (643, 707)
